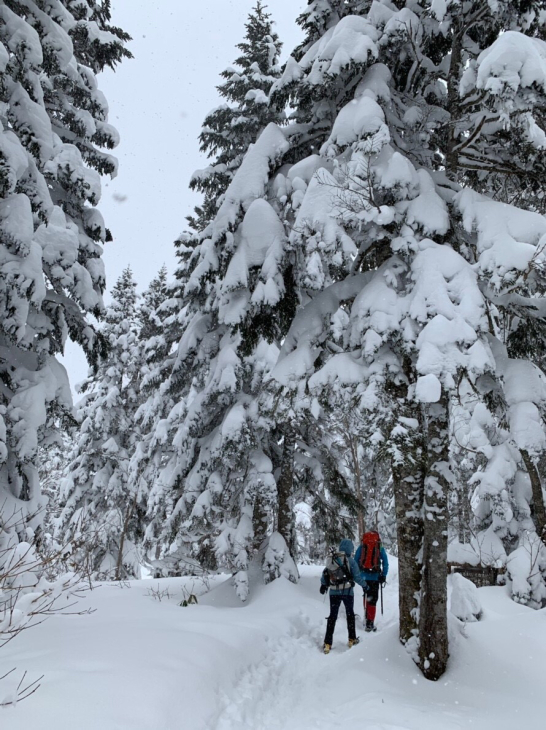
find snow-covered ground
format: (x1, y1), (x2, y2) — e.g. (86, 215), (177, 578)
(2, 560), (544, 729)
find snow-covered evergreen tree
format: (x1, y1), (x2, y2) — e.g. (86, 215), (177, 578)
(58, 269), (144, 581)
(268, 0), (546, 679)
(188, 1), (283, 229)
(38, 425), (74, 536)
(415, 0), (546, 610)
(129, 264), (183, 573)
(0, 0), (129, 611)
(139, 265), (168, 343)
(141, 115), (312, 597)
(128, 6), (287, 581)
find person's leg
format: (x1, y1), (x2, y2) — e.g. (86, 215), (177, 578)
(343, 594), (356, 640)
(366, 582), (379, 627)
(324, 594), (342, 646)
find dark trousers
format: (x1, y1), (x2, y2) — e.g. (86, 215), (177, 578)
(324, 593), (356, 645)
(364, 580), (379, 622)
(365, 581), (379, 605)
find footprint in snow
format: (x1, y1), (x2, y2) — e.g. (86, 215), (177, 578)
(213, 611), (343, 730)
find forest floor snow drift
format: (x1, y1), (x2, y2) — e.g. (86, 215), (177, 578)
(1, 560), (544, 730)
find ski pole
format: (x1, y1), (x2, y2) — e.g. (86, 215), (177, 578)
(380, 580), (384, 616)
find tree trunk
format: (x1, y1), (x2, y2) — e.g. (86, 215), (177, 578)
(456, 488), (472, 544)
(277, 425), (296, 553)
(520, 449), (546, 547)
(455, 465), (472, 544)
(252, 496), (268, 551)
(115, 493), (138, 582)
(196, 535), (218, 572)
(347, 429), (365, 536)
(456, 494), (464, 544)
(419, 397), (450, 681)
(393, 457), (424, 646)
(446, 20), (463, 177)
(391, 399), (425, 647)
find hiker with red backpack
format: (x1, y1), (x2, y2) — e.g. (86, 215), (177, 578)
(319, 538), (369, 654)
(355, 531), (389, 633)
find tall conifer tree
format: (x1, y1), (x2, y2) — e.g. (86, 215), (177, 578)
(188, 2), (283, 229)
(131, 7), (294, 592)
(58, 269), (144, 580)
(269, 0), (546, 679)
(130, 265), (181, 571)
(0, 1), (129, 597)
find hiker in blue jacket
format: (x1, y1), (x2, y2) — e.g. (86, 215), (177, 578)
(320, 538), (369, 654)
(354, 532), (389, 632)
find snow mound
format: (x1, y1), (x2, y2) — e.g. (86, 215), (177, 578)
(449, 572), (483, 622)
(476, 31), (546, 95)
(447, 540), (480, 566)
(301, 15), (379, 83)
(507, 532), (546, 608)
(323, 94), (389, 151)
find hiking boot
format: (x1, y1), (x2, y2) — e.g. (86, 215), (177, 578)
(323, 643), (332, 655)
(348, 637), (360, 648)
(365, 619), (376, 633)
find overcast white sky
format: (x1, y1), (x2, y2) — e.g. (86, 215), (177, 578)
(61, 0), (305, 390)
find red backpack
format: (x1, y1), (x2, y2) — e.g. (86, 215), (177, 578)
(360, 531), (381, 572)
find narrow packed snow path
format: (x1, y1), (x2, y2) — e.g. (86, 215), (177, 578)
(208, 563), (542, 730)
(213, 616), (321, 730)
(209, 564), (395, 730)
(213, 612), (401, 730)
(1, 562), (544, 730)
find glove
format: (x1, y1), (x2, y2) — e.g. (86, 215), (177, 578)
(320, 584), (327, 595)
(362, 582), (369, 594)
(379, 575), (387, 585)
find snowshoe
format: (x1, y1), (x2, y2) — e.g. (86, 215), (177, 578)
(323, 643), (332, 655)
(365, 619), (377, 633)
(348, 637), (360, 648)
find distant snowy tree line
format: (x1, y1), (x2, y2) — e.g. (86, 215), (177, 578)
(3, 0), (546, 683)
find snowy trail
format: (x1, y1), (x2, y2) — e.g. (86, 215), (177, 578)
(2, 563), (545, 730)
(211, 575), (409, 730)
(209, 568), (543, 730)
(211, 611), (422, 730)
(213, 613), (327, 730)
